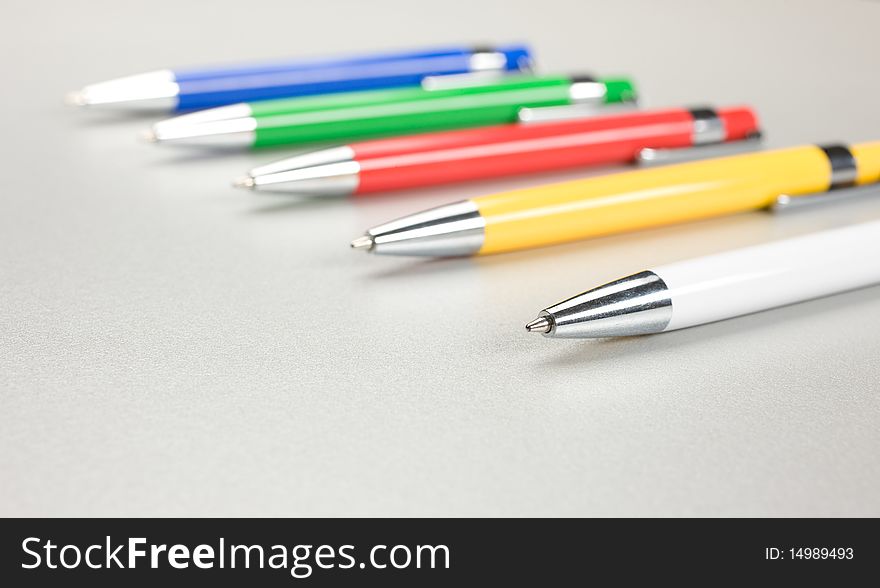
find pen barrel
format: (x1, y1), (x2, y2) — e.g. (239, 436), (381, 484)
(173, 45), (532, 111)
(248, 75), (573, 118)
(251, 83), (579, 148)
(355, 109), (701, 193)
(347, 110), (656, 160)
(655, 220), (880, 331)
(350, 105), (662, 160)
(852, 142), (880, 184)
(174, 45), (496, 81)
(177, 56), (517, 112)
(475, 146), (835, 254)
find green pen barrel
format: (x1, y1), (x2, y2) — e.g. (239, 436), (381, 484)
(249, 75), (573, 117)
(249, 75), (635, 148)
(601, 78), (637, 104)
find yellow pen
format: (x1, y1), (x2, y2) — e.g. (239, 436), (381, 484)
(350, 141), (880, 256)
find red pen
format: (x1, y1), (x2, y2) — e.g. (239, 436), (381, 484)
(233, 106), (761, 196)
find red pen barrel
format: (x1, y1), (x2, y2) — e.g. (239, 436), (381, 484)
(349, 125), (537, 159)
(353, 107), (759, 194)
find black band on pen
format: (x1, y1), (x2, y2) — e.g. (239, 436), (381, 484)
(470, 45), (495, 54)
(687, 107), (720, 123)
(819, 144), (858, 190)
(569, 74), (597, 84)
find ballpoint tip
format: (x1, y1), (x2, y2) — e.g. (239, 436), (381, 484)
(139, 129), (158, 143)
(65, 91), (87, 107)
(350, 236), (374, 251)
(525, 316), (552, 334)
(232, 175), (256, 189)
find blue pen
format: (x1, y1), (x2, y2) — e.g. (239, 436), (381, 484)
(66, 44), (533, 112)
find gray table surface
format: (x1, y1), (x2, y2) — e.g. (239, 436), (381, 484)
(3, 0), (879, 517)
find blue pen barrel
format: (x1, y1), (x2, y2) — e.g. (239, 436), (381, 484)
(174, 45), (492, 81)
(174, 44), (532, 111)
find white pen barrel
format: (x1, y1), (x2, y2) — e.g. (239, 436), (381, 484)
(655, 220), (880, 331)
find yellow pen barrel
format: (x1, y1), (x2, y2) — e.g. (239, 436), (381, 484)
(852, 142), (880, 183)
(476, 142), (880, 255)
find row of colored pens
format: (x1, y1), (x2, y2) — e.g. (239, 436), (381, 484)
(69, 43), (880, 339)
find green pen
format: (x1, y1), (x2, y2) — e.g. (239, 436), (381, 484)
(144, 74), (637, 148)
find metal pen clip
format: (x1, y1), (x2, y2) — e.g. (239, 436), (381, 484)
(517, 101), (639, 123)
(420, 71), (509, 91)
(772, 182), (880, 212)
(636, 132), (764, 166)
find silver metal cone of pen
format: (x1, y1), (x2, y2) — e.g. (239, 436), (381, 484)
(244, 146), (357, 179)
(144, 116), (258, 148)
(234, 147), (361, 196)
(66, 70), (180, 110)
(350, 201), (487, 256)
(526, 271), (673, 338)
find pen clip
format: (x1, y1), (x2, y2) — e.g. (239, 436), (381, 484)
(771, 182), (880, 212)
(636, 132), (764, 166)
(516, 101), (640, 123)
(420, 71), (508, 91)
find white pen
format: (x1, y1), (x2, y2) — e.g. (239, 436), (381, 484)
(525, 220), (880, 338)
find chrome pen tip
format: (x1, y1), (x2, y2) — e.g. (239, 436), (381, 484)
(65, 91), (87, 107)
(139, 128), (158, 143)
(350, 236), (374, 251)
(232, 175), (256, 189)
(525, 316), (552, 334)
